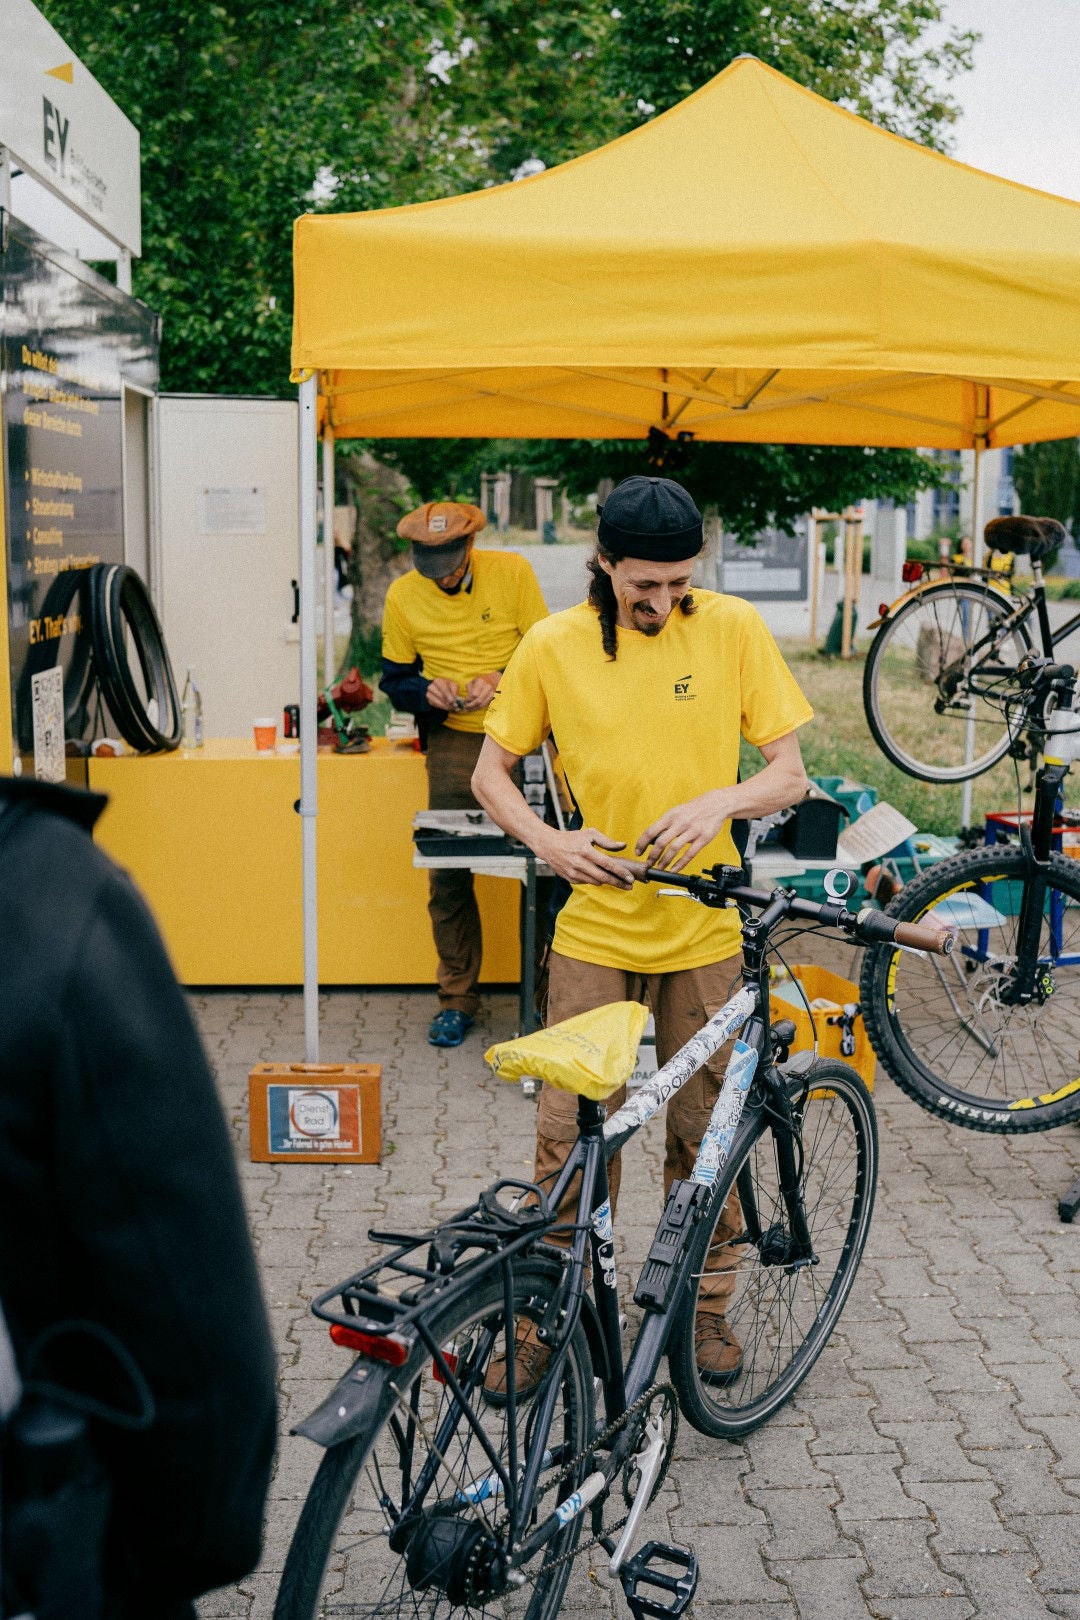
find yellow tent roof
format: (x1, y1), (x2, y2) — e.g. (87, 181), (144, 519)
(292, 56), (1080, 449)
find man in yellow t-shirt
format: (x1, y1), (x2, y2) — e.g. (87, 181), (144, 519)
(381, 500), (547, 1047)
(472, 475), (813, 1384)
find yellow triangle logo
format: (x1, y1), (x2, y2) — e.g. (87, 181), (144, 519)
(45, 62), (74, 83)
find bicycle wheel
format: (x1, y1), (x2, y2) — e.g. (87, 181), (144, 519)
(863, 580), (1032, 782)
(861, 847), (1080, 1132)
(668, 1062), (877, 1441)
(274, 1261), (594, 1620)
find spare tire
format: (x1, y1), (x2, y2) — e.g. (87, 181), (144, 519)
(87, 564), (181, 751)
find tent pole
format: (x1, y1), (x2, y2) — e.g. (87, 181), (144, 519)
(960, 445), (983, 834)
(299, 374), (320, 1063)
(322, 428), (336, 687)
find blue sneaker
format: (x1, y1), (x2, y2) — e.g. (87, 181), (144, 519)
(428, 1009), (475, 1048)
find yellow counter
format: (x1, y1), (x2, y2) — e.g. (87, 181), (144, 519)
(88, 737), (520, 986)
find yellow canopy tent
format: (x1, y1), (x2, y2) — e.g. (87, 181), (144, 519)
(289, 56), (1080, 1057)
(293, 55), (1080, 451)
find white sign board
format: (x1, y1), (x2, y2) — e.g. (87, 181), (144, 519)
(197, 486), (268, 535)
(0, 0), (141, 253)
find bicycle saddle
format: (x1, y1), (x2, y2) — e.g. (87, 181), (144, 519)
(984, 514), (1067, 560)
(485, 1001), (650, 1100)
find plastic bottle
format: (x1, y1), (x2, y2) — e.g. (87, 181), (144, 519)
(181, 670), (204, 748)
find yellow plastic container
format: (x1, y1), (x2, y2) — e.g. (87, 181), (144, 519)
(768, 964), (876, 1090)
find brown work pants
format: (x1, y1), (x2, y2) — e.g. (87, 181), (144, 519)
(425, 726), (485, 1015)
(535, 950), (745, 1315)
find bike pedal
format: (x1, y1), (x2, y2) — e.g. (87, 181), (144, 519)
(618, 1540), (698, 1620)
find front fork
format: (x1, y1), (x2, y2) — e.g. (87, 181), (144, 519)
(1006, 760), (1067, 1004)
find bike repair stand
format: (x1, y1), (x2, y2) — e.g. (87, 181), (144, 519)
(985, 751), (1080, 1224)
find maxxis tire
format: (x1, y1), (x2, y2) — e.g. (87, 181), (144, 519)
(667, 1063), (877, 1442)
(860, 847), (1080, 1133)
(862, 580), (1031, 784)
(273, 1261), (594, 1620)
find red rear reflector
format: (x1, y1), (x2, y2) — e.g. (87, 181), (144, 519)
(329, 1323), (409, 1365)
(878, 603), (890, 619)
(901, 560), (924, 583)
(432, 1352), (458, 1385)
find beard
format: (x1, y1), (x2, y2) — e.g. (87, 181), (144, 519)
(630, 604), (666, 636)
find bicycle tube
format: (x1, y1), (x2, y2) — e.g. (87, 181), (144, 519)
(88, 564), (181, 751)
(863, 579), (1031, 782)
(860, 846), (1080, 1131)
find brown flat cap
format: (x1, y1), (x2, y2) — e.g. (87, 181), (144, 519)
(396, 501), (487, 579)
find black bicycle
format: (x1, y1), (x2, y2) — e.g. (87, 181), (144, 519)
(862, 657), (1080, 1136)
(862, 516), (1069, 784)
(274, 866), (950, 1620)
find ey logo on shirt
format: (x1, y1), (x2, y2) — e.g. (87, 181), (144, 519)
(674, 674), (695, 701)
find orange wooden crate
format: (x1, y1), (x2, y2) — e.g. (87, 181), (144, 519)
(248, 1062), (382, 1164)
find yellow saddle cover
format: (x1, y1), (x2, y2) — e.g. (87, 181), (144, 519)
(485, 1002), (650, 1101)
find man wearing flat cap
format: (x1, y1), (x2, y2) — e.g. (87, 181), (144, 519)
(473, 474), (812, 1386)
(381, 501), (547, 1047)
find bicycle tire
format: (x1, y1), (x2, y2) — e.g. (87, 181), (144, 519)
(668, 1062), (877, 1441)
(88, 563), (181, 751)
(861, 846), (1080, 1133)
(274, 1261), (594, 1620)
(863, 580), (1032, 783)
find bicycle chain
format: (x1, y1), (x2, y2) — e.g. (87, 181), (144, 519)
(523, 1379), (679, 1579)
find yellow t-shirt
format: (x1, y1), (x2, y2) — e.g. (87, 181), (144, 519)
(485, 592), (814, 972)
(382, 549), (548, 733)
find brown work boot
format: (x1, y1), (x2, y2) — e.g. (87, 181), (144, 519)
(483, 1317), (551, 1406)
(695, 1314), (743, 1387)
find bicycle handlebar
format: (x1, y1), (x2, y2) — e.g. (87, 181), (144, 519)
(640, 864), (954, 956)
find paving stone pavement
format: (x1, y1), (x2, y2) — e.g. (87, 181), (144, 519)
(193, 950), (1080, 1619)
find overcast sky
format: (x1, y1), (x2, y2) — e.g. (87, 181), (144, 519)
(941, 0), (1080, 201)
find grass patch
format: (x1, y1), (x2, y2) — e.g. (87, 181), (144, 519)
(761, 644), (1031, 836)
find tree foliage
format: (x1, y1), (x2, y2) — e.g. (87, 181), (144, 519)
(1013, 440), (1080, 540)
(41, 1), (971, 530)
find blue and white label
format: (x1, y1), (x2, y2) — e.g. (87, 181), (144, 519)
(691, 1039), (759, 1185)
(592, 1198), (617, 1291)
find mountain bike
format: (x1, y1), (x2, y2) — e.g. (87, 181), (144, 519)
(273, 866), (950, 1620)
(861, 658), (1080, 1134)
(861, 518), (1069, 783)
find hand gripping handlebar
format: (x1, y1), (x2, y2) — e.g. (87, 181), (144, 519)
(639, 864), (954, 956)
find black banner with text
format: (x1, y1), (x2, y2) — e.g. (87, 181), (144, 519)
(1, 214), (158, 753)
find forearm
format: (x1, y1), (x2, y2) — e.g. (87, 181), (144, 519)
(472, 749), (557, 859)
(716, 751), (808, 822)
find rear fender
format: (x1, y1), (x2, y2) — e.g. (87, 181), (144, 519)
(292, 1356), (403, 1449)
(869, 573), (1012, 631)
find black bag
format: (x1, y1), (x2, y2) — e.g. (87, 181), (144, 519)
(1, 1312), (154, 1620)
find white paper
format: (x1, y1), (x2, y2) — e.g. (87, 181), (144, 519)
(837, 801), (918, 865)
(31, 666), (65, 783)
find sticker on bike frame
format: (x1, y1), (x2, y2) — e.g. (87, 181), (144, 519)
(690, 1039), (759, 1185)
(554, 1471), (605, 1525)
(592, 1198), (617, 1290)
(603, 985), (758, 1143)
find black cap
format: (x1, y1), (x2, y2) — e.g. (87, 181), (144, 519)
(597, 476), (704, 562)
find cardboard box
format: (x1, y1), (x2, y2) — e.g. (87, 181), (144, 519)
(248, 1062), (381, 1164)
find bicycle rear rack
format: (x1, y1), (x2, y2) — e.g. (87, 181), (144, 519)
(311, 1179), (558, 1345)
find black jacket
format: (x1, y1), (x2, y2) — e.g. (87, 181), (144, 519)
(0, 777), (276, 1617)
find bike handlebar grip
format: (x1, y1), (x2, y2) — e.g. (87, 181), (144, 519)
(855, 907), (953, 954)
(892, 919), (955, 955)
